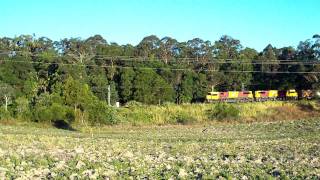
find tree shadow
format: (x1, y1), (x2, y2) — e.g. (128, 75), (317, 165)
(295, 101), (317, 112)
(52, 120), (77, 131)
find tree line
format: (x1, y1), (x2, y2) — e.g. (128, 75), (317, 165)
(0, 34), (319, 124)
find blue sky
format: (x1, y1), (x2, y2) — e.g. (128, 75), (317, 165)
(1, 0), (319, 51)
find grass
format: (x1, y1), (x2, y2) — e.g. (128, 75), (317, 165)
(116, 101), (320, 125)
(1, 101), (319, 127)
(0, 118), (319, 178)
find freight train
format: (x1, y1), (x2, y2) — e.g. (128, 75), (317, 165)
(206, 89), (319, 102)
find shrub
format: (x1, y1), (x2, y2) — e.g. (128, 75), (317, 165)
(0, 107), (12, 120)
(125, 101), (144, 108)
(208, 103), (240, 121)
(86, 100), (118, 125)
(297, 100), (318, 111)
(173, 111), (197, 125)
(117, 108), (154, 126)
(14, 97), (32, 121)
(162, 102), (176, 107)
(33, 103), (75, 124)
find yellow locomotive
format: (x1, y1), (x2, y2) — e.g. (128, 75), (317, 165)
(207, 90), (254, 102)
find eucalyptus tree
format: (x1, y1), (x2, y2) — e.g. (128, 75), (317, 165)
(135, 35), (160, 59)
(158, 36), (179, 64)
(213, 36), (248, 90)
(295, 35), (320, 89)
(85, 35), (107, 51)
(121, 44), (135, 57)
(0, 37), (14, 52)
(312, 34), (320, 60)
(186, 38), (211, 61)
(213, 35), (242, 60)
(55, 38), (95, 64)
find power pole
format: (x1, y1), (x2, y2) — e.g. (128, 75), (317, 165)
(107, 85), (111, 106)
(241, 83), (245, 91)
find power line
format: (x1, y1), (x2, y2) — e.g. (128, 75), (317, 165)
(1, 50), (320, 64)
(1, 53), (320, 66)
(94, 57), (319, 65)
(1, 58), (320, 74)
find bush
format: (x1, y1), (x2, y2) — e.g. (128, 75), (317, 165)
(125, 101), (144, 108)
(0, 107), (12, 120)
(86, 100), (118, 125)
(208, 103), (240, 121)
(117, 108), (153, 126)
(173, 111), (197, 125)
(297, 100), (318, 111)
(14, 97), (32, 121)
(162, 102), (176, 107)
(33, 103), (75, 124)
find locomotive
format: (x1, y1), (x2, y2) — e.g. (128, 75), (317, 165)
(206, 89), (318, 102)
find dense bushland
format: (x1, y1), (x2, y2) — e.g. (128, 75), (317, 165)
(0, 34), (320, 126)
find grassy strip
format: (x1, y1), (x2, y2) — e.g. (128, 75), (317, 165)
(115, 101), (320, 126)
(1, 101), (319, 127)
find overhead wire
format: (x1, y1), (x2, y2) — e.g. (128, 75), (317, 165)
(0, 50), (319, 64)
(0, 55), (319, 67)
(1, 58), (320, 74)
(1, 51), (320, 74)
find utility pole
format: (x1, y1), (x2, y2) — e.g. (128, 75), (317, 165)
(241, 83), (245, 91)
(107, 85), (111, 106)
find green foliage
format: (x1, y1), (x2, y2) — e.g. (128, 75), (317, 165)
(109, 81), (119, 104)
(132, 69), (174, 104)
(0, 107), (11, 120)
(88, 67), (109, 101)
(118, 69), (135, 102)
(22, 74), (38, 99)
(297, 100), (319, 111)
(208, 103), (240, 120)
(178, 72), (194, 103)
(125, 101), (144, 108)
(119, 108), (153, 126)
(0, 56), (35, 85)
(86, 100), (118, 125)
(132, 69), (154, 103)
(1, 34), (320, 127)
(33, 103), (74, 123)
(193, 73), (208, 102)
(15, 97), (32, 121)
(173, 111), (196, 125)
(152, 75), (175, 104)
(63, 76), (95, 109)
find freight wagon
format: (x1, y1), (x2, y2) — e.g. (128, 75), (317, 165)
(206, 89), (316, 102)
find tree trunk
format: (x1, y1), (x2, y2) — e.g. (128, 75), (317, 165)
(4, 95), (8, 111)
